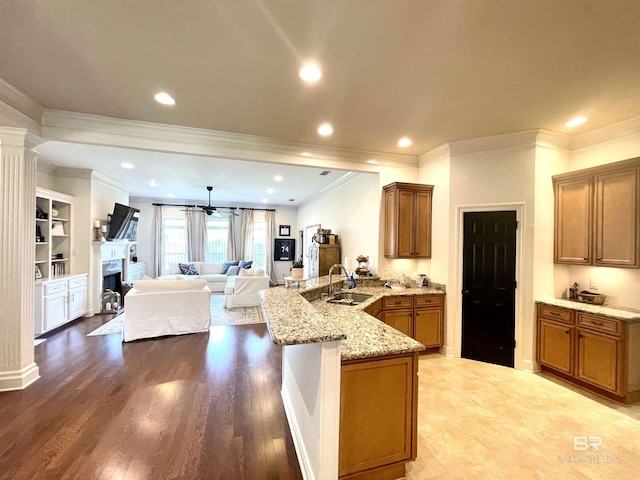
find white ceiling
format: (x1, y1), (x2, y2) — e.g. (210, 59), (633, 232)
(2, 0), (640, 203)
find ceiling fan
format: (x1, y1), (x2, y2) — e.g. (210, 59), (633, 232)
(185, 186), (239, 217)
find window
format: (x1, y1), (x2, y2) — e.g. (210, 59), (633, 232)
(253, 214), (266, 267)
(206, 217), (228, 263)
(162, 214), (187, 271)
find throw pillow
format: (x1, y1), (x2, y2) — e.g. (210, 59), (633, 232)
(179, 263), (199, 275)
(220, 261), (239, 274)
(227, 266), (241, 276)
(254, 268), (265, 276)
(142, 274), (154, 281)
(239, 260), (253, 269)
(239, 267), (254, 276)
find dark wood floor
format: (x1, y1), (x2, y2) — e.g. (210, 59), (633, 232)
(0, 315), (302, 480)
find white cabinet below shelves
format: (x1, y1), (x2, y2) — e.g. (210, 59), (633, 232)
(35, 274), (88, 335)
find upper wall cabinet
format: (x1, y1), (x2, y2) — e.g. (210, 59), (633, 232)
(383, 182), (434, 259)
(553, 157), (640, 268)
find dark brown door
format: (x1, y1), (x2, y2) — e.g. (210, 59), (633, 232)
(462, 211), (517, 367)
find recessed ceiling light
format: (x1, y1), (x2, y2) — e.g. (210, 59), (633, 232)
(261, 198), (268, 203)
(301, 152), (311, 157)
(318, 123), (333, 137)
(366, 159), (378, 164)
(154, 92), (175, 105)
(121, 162), (134, 169)
(273, 175), (283, 182)
(266, 188), (274, 194)
(148, 180), (159, 187)
(398, 137), (412, 148)
(167, 193), (175, 198)
(299, 63), (322, 82)
(565, 116), (587, 128)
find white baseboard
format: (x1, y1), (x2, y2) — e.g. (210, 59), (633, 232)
(0, 363), (40, 391)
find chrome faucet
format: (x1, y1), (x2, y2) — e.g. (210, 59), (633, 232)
(328, 264), (350, 296)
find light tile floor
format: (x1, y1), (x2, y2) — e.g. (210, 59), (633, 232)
(406, 354), (640, 480)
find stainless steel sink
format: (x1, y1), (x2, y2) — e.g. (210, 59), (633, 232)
(326, 291), (372, 305)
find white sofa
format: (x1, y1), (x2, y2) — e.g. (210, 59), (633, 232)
(158, 261), (254, 292)
(123, 278), (211, 342)
(223, 270), (270, 308)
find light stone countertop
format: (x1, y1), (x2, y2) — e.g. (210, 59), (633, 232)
(259, 276), (445, 361)
(536, 298), (640, 323)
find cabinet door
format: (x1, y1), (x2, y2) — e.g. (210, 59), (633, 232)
(43, 291), (68, 331)
(414, 307), (442, 347)
(383, 309), (413, 337)
(340, 355), (417, 476)
(576, 330), (619, 393)
(383, 188), (396, 258)
(414, 190), (432, 258)
(538, 320), (572, 374)
(68, 286), (87, 320)
(594, 167), (639, 267)
(397, 190), (415, 257)
(554, 176), (592, 264)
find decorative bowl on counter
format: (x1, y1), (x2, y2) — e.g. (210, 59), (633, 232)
(576, 291), (606, 305)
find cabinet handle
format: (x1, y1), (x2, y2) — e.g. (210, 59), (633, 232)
(395, 301), (402, 305)
(550, 312), (560, 316)
(592, 321), (604, 326)
(565, 330), (570, 334)
(596, 257), (602, 261)
(583, 257), (588, 260)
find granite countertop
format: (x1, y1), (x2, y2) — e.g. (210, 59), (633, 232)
(537, 298), (640, 323)
(259, 276), (445, 361)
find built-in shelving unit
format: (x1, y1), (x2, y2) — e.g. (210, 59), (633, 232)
(34, 188), (88, 335)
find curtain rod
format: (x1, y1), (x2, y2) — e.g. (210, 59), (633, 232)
(151, 203), (276, 212)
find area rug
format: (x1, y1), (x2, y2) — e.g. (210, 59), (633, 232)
(87, 295), (264, 336)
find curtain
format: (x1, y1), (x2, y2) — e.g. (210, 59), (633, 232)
(185, 208), (208, 262)
(227, 213), (238, 261)
(240, 209), (254, 261)
(153, 205), (163, 277)
(264, 211), (278, 286)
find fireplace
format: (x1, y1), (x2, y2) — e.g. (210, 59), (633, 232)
(102, 259), (123, 296)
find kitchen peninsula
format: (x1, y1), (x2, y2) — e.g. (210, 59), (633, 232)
(259, 277), (445, 480)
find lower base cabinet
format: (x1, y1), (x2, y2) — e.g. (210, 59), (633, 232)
(366, 294), (445, 350)
(536, 302), (640, 404)
(339, 353), (418, 479)
(35, 274), (88, 335)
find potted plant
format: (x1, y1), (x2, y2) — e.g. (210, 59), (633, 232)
(291, 258), (304, 280)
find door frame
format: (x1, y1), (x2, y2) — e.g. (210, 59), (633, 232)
(452, 203), (526, 370)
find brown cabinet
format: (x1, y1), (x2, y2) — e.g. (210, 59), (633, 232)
(340, 353), (418, 479)
(383, 309), (414, 337)
(553, 157), (640, 267)
(383, 182), (434, 259)
(370, 293), (445, 350)
(536, 302), (640, 403)
(309, 243), (341, 278)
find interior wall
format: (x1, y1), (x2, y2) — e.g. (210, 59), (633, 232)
(446, 145), (537, 368)
(418, 147), (450, 285)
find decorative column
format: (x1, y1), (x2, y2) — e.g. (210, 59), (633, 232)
(0, 127), (42, 390)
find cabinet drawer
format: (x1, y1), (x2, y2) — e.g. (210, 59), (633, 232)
(414, 295), (443, 307)
(44, 280), (67, 295)
(538, 304), (572, 324)
(68, 276), (87, 288)
(383, 296), (413, 309)
(577, 313), (620, 335)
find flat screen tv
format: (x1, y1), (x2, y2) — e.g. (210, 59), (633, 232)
(106, 203), (140, 241)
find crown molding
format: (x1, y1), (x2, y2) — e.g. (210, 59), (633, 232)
(571, 115), (640, 151)
(36, 159), (58, 177)
(0, 78), (43, 125)
(0, 126), (44, 150)
(535, 129), (572, 151)
(91, 170), (129, 194)
(41, 110), (418, 171)
(448, 130), (541, 157)
(297, 171), (361, 208)
(418, 143), (451, 167)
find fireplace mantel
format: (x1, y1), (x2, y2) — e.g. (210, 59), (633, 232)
(100, 242), (130, 261)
